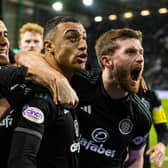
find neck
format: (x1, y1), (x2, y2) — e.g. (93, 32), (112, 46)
(44, 53), (73, 81)
(102, 69), (128, 99)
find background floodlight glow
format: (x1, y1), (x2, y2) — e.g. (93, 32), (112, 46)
(52, 2), (63, 11)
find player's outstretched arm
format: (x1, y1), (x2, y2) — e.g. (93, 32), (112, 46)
(15, 50), (79, 109)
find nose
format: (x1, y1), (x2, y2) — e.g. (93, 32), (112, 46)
(136, 53), (144, 64)
(29, 41), (36, 47)
(78, 38), (87, 51)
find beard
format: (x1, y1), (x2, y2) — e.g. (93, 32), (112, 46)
(116, 69), (141, 94)
(121, 79), (140, 93)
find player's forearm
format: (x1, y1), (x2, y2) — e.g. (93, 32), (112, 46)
(26, 66), (79, 108)
(15, 51), (64, 89)
(155, 123), (168, 145)
(15, 51), (79, 108)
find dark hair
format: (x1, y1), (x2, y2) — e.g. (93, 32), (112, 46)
(44, 16), (79, 38)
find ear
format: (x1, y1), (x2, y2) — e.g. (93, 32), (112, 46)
(101, 55), (113, 68)
(44, 40), (55, 54)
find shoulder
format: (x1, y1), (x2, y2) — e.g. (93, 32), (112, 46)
(131, 94), (152, 133)
(71, 70), (102, 97)
(0, 65), (27, 72)
(0, 65), (27, 87)
(72, 69), (101, 85)
(131, 94), (152, 123)
(131, 94), (149, 109)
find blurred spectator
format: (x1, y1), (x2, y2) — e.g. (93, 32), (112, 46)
(18, 22), (44, 52)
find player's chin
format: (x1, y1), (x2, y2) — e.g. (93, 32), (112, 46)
(127, 83), (140, 94)
(75, 63), (86, 71)
(0, 57), (9, 65)
(130, 86), (139, 93)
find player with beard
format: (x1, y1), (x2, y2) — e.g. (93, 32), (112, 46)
(71, 28), (152, 168)
(2, 28), (152, 168)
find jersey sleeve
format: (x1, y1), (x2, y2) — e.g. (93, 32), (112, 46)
(8, 97), (48, 168)
(154, 123), (168, 146)
(132, 94), (152, 134)
(129, 94), (152, 149)
(0, 66), (27, 87)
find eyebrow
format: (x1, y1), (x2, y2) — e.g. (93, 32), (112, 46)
(64, 29), (86, 35)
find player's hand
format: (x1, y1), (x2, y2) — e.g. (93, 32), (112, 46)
(50, 76), (79, 109)
(146, 142), (166, 167)
(14, 50), (79, 109)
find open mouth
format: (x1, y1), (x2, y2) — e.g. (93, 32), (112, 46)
(78, 53), (87, 58)
(77, 53), (87, 63)
(131, 67), (142, 81)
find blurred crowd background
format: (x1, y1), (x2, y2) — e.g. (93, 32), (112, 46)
(1, 0), (168, 90)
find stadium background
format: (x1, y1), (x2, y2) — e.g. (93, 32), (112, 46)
(1, 0), (168, 167)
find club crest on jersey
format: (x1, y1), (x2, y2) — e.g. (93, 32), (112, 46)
(22, 106), (44, 124)
(118, 118), (133, 135)
(91, 128), (109, 143)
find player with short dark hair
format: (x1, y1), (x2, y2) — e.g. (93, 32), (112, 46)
(0, 27), (152, 167)
(7, 16), (87, 168)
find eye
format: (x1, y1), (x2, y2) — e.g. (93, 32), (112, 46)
(125, 48), (136, 55)
(25, 40), (31, 43)
(34, 40), (40, 43)
(65, 31), (80, 43)
(4, 31), (8, 37)
(68, 35), (79, 43)
(70, 37), (77, 42)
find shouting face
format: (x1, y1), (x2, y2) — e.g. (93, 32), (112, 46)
(110, 38), (144, 93)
